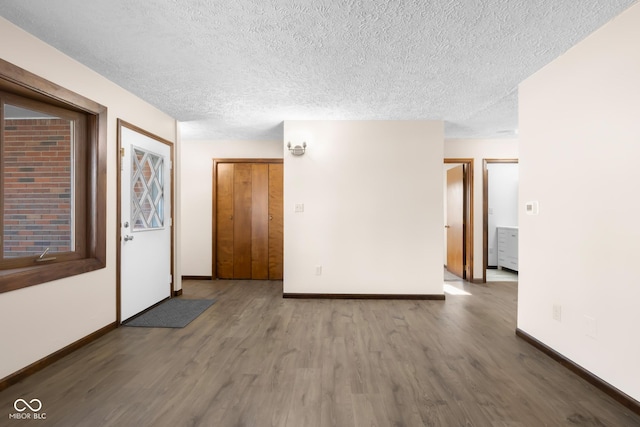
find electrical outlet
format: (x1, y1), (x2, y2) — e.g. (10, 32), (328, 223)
(315, 265), (322, 276)
(552, 304), (562, 322)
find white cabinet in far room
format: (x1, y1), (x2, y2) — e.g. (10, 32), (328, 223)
(497, 226), (518, 272)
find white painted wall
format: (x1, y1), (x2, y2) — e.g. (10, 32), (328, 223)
(284, 120), (444, 295)
(179, 139), (283, 276)
(0, 17), (177, 380)
(444, 138), (518, 279)
(487, 163), (519, 266)
(518, 3), (640, 402)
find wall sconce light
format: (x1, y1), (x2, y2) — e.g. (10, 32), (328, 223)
(287, 141), (307, 156)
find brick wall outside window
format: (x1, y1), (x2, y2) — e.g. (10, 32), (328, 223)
(3, 118), (72, 258)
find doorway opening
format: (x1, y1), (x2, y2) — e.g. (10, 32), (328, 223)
(483, 159), (519, 283)
(443, 159), (474, 282)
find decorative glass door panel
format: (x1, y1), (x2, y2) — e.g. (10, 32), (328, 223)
(131, 147), (164, 230)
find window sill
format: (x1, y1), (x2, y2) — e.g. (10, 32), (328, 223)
(0, 258), (105, 294)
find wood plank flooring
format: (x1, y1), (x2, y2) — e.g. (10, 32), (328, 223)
(1, 279), (639, 426)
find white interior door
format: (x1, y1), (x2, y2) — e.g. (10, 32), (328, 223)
(120, 127), (171, 321)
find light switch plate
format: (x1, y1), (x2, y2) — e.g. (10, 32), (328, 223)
(295, 203), (304, 213)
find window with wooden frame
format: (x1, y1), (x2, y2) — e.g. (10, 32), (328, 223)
(0, 59), (106, 293)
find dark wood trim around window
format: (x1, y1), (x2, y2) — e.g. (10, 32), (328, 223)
(0, 59), (107, 293)
(0, 92), (88, 269)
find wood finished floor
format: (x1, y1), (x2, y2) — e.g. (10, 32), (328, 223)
(2, 279), (639, 426)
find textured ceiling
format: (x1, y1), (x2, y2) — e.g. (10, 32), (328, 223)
(0, 0), (636, 140)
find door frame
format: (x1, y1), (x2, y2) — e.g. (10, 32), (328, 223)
(212, 158), (283, 279)
(443, 158), (474, 281)
(482, 158), (519, 283)
(116, 119), (175, 324)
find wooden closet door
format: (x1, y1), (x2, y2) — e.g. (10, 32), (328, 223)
(215, 160), (283, 280)
(216, 163), (234, 278)
(251, 164), (269, 279)
(233, 164), (252, 279)
(268, 164), (283, 279)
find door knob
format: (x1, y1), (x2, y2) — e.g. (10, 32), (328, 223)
(444, 225), (450, 228)
(269, 215), (273, 220)
(124, 235), (134, 242)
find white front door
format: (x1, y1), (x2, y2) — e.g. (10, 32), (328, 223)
(120, 126), (172, 321)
